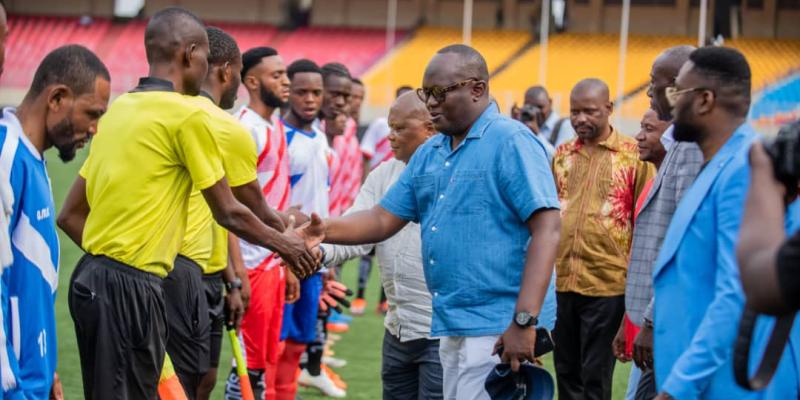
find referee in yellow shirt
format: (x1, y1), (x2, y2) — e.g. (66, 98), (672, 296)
(58, 8), (320, 400)
(179, 27), (289, 399)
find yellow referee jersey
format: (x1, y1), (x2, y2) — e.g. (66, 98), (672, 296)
(80, 87), (225, 278)
(180, 94), (258, 275)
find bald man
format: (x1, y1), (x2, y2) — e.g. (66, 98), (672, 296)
(306, 45), (561, 399)
(551, 79), (654, 400)
(320, 92), (441, 399)
(520, 85), (575, 147)
(58, 7), (318, 399)
(622, 46), (703, 399)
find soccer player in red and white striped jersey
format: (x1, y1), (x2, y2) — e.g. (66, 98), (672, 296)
(224, 46), (293, 400)
(329, 117), (363, 217)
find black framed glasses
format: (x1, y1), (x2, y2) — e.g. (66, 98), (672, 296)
(416, 78), (479, 104)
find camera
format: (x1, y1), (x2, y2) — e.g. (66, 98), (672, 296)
(764, 120), (800, 191)
(519, 104), (545, 127)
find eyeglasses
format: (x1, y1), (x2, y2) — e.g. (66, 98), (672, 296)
(665, 86), (709, 107)
(416, 78), (479, 104)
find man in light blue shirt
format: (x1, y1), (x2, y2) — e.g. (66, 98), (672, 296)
(652, 46), (798, 400)
(310, 45), (561, 399)
(1, 45), (109, 400)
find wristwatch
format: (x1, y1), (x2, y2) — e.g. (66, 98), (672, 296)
(226, 277), (243, 292)
(513, 311), (539, 328)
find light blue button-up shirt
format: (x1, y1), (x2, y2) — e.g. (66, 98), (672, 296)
(380, 103), (560, 337)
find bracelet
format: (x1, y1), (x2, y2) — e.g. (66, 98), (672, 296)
(226, 277), (243, 292)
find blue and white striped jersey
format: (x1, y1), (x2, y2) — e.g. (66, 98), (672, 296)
(0, 107), (59, 399)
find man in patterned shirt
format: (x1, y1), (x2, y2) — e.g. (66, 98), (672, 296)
(551, 78), (654, 400)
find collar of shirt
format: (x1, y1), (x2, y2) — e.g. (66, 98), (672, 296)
(660, 124), (676, 151)
(430, 101), (499, 151)
(198, 90), (215, 103)
(131, 77), (176, 93)
(565, 126), (621, 155)
(541, 111), (560, 134)
(2, 107), (42, 160)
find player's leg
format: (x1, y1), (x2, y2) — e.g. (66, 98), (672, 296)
(197, 272), (225, 400)
(351, 254), (373, 314)
(69, 254), (167, 400)
(163, 255), (211, 399)
(380, 330), (418, 399)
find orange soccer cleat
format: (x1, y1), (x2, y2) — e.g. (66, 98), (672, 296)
(350, 298), (367, 315)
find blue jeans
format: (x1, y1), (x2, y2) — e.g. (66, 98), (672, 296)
(382, 330), (443, 400)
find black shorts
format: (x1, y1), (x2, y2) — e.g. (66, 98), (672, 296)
(202, 272), (225, 369)
(163, 255), (211, 376)
(68, 254), (167, 400)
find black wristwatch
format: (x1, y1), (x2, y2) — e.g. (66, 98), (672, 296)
(513, 311), (538, 328)
(226, 277), (243, 292)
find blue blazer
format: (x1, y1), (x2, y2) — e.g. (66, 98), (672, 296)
(653, 124), (800, 399)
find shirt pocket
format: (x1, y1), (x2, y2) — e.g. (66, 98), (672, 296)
(447, 169), (489, 243)
(413, 174), (437, 216)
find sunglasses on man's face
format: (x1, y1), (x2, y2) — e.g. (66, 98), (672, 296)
(665, 86), (711, 107)
(416, 78), (479, 104)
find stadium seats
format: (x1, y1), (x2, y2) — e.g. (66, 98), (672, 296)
(0, 15), (400, 93)
(1, 16), (111, 88)
(490, 34), (692, 119)
(622, 37), (800, 123)
(273, 27), (394, 78)
(361, 27), (531, 108)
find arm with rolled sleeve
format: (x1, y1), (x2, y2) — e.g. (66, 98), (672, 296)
(498, 130), (561, 318)
(378, 154), (420, 223)
(661, 164), (750, 398)
(498, 130), (561, 221)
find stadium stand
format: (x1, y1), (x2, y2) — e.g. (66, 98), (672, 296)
(361, 27), (531, 108)
(0, 15), (398, 93)
(0, 16), (112, 89)
(621, 37), (800, 124)
(489, 34), (692, 118)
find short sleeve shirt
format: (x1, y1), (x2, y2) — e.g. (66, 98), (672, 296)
(80, 79), (225, 277)
(379, 102), (560, 337)
(180, 94), (258, 274)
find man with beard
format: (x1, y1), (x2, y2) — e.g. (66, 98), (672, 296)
(0, 45), (110, 399)
(312, 44), (562, 399)
(619, 45), (701, 400)
(651, 46), (798, 400)
(56, 8), (320, 399)
(222, 46), (296, 400)
(551, 79), (654, 400)
(167, 26), (254, 399)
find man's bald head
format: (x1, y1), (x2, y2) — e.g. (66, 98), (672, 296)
(653, 45), (695, 81)
(388, 91), (434, 163)
(145, 7), (206, 65)
(570, 78), (613, 144)
(524, 85), (554, 119)
(144, 7), (209, 95)
(571, 78), (610, 101)
(649, 45), (695, 121)
(392, 91), (431, 123)
(421, 45), (490, 136)
(435, 44), (489, 81)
